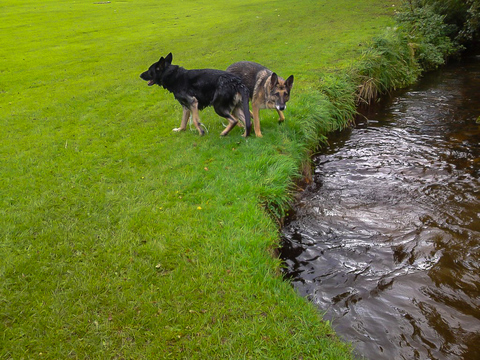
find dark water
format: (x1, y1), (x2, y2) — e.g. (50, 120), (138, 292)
(281, 56), (480, 360)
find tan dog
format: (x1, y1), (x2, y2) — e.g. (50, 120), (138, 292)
(227, 61), (294, 137)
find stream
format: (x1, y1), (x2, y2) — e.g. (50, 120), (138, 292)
(281, 56), (480, 359)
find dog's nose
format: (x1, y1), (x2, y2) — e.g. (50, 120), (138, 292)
(278, 105), (286, 111)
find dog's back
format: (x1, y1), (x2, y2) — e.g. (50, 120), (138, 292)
(226, 61), (271, 99)
(160, 67), (231, 110)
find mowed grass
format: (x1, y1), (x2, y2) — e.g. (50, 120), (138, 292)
(1, 1), (397, 358)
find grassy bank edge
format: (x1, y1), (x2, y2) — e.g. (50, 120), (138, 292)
(261, 34), (417, 221)
(256, 13), (459, 354)
(265, 5), (465, 220)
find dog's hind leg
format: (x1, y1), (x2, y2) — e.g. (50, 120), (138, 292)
(233, 106), (248, 137)
(212, 96), (238, 136)
(173, 107), (190, 132)
(218, 113), (238, 136)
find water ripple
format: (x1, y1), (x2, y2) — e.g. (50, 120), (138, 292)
(281, 57), (480, 360)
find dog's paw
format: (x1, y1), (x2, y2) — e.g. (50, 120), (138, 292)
(172, 127), (183, 132)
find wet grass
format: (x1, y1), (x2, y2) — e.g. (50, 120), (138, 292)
(1, 0), (398, 358)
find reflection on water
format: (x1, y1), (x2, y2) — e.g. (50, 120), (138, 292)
(281, 56), (480, 360)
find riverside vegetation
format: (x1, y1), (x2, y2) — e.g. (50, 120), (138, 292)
(1, 0), (477, 358)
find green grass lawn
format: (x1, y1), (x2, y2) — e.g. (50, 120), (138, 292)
(1, 1), (398, 358)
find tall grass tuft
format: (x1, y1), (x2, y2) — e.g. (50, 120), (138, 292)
(355, 28), (420, 105)
(318, 73), (358, 126)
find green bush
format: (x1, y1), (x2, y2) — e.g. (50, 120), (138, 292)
(396, 3), (461, 70)
(460, 0), (480, 43)
(420, 0), (480, 44)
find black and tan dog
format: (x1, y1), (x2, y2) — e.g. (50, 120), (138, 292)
(140, 53), (251, 137)
(226, 61), (294, 137)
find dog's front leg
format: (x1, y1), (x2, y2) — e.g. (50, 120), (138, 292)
(277, 109), (285, 123)
(173, 107), (190, 132)
(189, 98), (205, 136)
(251, 105), (262, 137)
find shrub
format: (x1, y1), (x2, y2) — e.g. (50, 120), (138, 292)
(396, 2), (461, 70)
(456, 0), (480, 43)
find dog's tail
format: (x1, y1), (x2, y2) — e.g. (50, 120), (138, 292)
(240, 84), (251, 137)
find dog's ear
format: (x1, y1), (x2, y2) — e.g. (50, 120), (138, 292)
(156, 56), (166, 71)
(270, 73), (278, 89)
(165, 52), (173, 65)
(285, 75), (294, 90)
